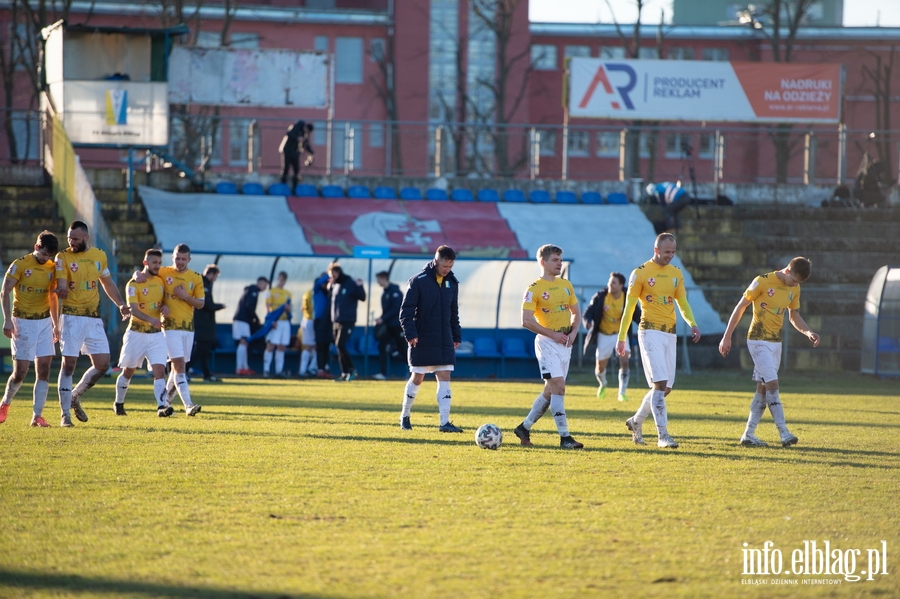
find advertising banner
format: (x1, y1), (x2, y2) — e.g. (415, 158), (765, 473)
(569, 58), (842, 123)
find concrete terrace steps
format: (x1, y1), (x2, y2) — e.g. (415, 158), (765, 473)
(92, 188), (157, 272)
(0, 186), (65, 265)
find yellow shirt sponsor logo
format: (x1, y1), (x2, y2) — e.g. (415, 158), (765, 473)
(627, 259), (686, 334)
(6, 254), (57, 319)
(56, 247), (110, 318)
(126, 277), (165, 334)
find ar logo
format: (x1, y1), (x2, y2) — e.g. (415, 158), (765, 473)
(578, 63), (637, 110)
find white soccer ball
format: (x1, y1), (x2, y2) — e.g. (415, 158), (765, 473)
(475, 423), (503, 450)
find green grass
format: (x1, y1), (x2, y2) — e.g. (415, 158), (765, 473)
(1, 369), (899, 598)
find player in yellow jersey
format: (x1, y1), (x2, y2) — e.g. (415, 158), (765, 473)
(719, 257), (820, 447)
(55, 221), (130, 427)
(1, 231), (59, 427)
(583, 272), (641, 402)
(114, 249), (172, 417)
(513, 244), (584, 449)
(157, 244), (205, 416)
(264, 270), (293, 377)
(616, 233), (701, 448)
(296, 287), (318, 377)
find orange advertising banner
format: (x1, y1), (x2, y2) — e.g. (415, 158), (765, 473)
(730, 62), (842, 121)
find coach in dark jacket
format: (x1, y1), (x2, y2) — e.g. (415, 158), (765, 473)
(397, 245), (463, 433)
(191, 265), (226, 381)
(374, 271), (406, 379)
(328, 263), (366, 381)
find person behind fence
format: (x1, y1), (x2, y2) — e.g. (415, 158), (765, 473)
(853, 152), (886, 208)
(398, 245), (463, 432)
(0, 231), (59, 427)
(190, 264), (225, 382)
(233, 277), (268, 376)
(327, 262), (366, 382)
(279, 120), (315, 189)
(263, 271), (292, 378)
(373, 270), (405, 381)
(646, 182), (693, 232)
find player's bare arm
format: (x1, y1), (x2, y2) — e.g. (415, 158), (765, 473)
(1, 276), (16, 339)
(522, 309), (568, 346)
(789, 309), (820, 347)
(567, 304), (582, 348)
(719, 297), (751, 357)
(100, 274), (130, 319)
(172, 284), (205, 309)
(129, 302), (162, 329)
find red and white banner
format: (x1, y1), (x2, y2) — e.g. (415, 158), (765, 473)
(570, 58), (842, 123)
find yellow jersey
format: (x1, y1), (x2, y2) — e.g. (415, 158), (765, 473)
(158, 265), (204, 331)
(301, 290), (314, 321)
(522, 277), (578, 332)
(126, 277), (165, 334)
(626, 259), (688, 334)
(5, 254), (57, 319)
(55, 247), (111, 318)
(598, 292), (625, 336)
(266, 287), (292, 320)
(745, 272), (800, 342)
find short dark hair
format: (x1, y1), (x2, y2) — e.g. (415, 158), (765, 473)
(375, 271), (390, 279)
(435, 245), (456, 261)
(305, 123), (315, 132)
(328, 261), (343, 275)
(277, 271), (288, 280)
(174, 243), (191, 255)
(610, 272), (626, 286)
(36, 231), (58, 254)
(257, 276), (269, 284)
(144, 248), (163, 260)
(204, 264), (220, 276)
(788, 257), (811, 282)
(68, 221), (88, 233)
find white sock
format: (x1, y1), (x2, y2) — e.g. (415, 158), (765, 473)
(300, 350), (312, 375)
(744, 392), (766, 437)
(633, 390), (653, 425)
(595, 367), (607, 388)
(523, 393), (550, 430)
(153, 378), (167, 407)
(550, 394), (569, 437)
(275, 351), (285, 374)
(2, 375), (22, 405)
(174, 373), (192, 407)
(309, 352), (317, 373)
(166, 369), (177, 403)
(401, 380), (419, 417)
(33, 380), (49, 416)
(766, 389), (788, 432)
(264, 350), (273, 374)
(436, 380), (452, 425)
(58, 371), (74, 413)
(651, 389), (668, 436)
(236, 344), (248, 370)
(73, 366), (103, 399)
(618, 368), (630, 395)
(115, 374), (131, 404)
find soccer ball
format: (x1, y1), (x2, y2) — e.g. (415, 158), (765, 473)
(475, 423), (503, 450)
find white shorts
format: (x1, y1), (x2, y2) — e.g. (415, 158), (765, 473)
(119, 329), (168, 369)
(164, 329), (194, 361)
(534, 334), (572, 380)
(232, 320), (251, 340)
(265, 320), (292, 346)
(59, 314), (109, 357)
(11, 317), (55, 361)
(638, 329), (676, 388)
(299, 318), (315, 347)
(409, 364), (454, 374)
(747, 339), (781, 383)
(595, 332), (629, 361)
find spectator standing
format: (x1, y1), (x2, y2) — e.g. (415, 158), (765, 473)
(279, 120), (315, 189)
(327, 263), (366, 381)
(373, 271), (405, 381)
(233, 277), (268, 375)
(191, 264), (225, 382)
(312, 272), (333, 379)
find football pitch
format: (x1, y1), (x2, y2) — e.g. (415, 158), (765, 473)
(1, 369), (898, 598)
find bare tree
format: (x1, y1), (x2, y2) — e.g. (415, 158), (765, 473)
(368, 26), (403, 175)
(861, 45), (896, 173)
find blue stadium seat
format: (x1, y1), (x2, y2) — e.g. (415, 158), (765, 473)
(321, 185), (345, 198)
(501, 337), (529, 358)
(477, 189), (499, 202)
(426, 188), (448, 201)
(606, 192), (628, 204)
(242, 182), (265, 195)
(581, 191), (603, 204)
(451, 188), (475, 202)
(529, 190), (551, 203)
(348, 185), (371, 199)
(295, 183), (318, 197)
(503, 189), (526, 203)
(556, 190), (577, 204)
(877, 336), (898, 353)
(473, 337), (500, 357)
(400, 187), (422, 200)
(215, 181), (238, 194)
(374, 186), (397, 199)
(267, 183), (292, 196)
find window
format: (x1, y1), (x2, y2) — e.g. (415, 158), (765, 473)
(568, 130), (589, 157)
(229, 119), (251, 165)
(369, 122), (384, 148)
(668, 47), (695, 60)
(596, 131), (619, 158)
(370, 38), (386, 62)
(336, 37), (364, 84)
(564, 45), (590, 58)
(638, 133), (654, 158)
(331, 122), (364, 170)
(230, 33), (259, 48)
(170, 116), (221, 168)
(638, 47), (658, 59)
(698, 133), (718, 159)
(538, 130), (556, 156)
(195, 31), (221, 48)
(312, 121), (326, 146)
(702, 48), (729, 61)
(599, 46), (625, 59)
(12, 23), (36, 70)
(314, 36), (329, 53)
(531, 44), (557, 70)
(11, 112), (39, 161)
(665, 133), (692, 158)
